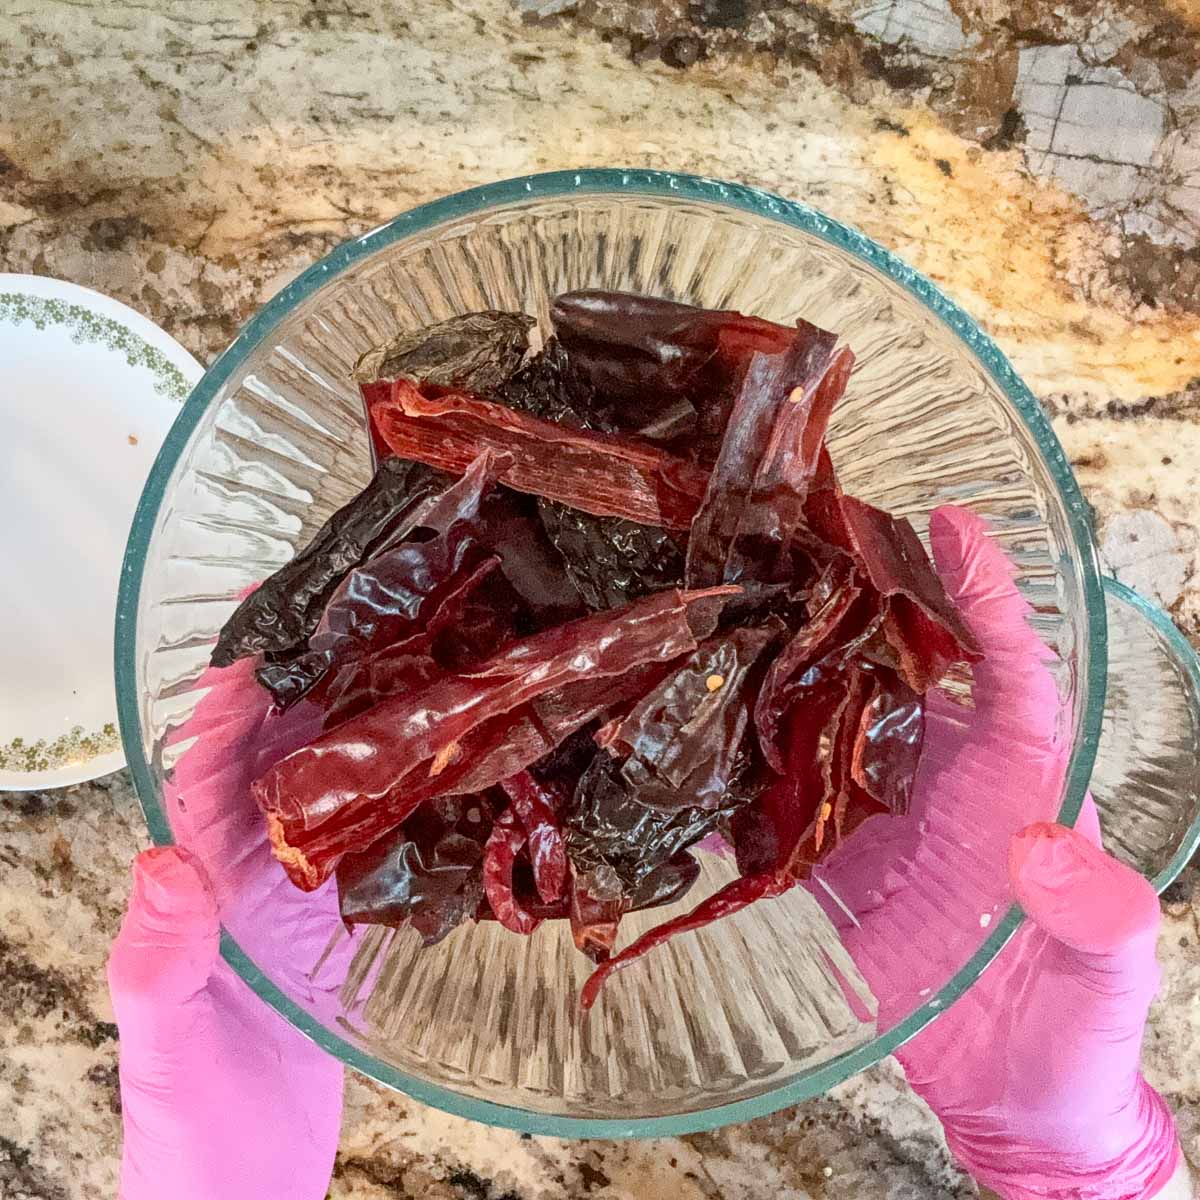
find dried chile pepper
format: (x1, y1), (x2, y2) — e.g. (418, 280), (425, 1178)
(255, 530), (498, 711)
(580, 871), (792, 1011)
(564, 752), (738, 909)
(337, 793), (494, 944)
(549, 290), (801, 454)
(370, 380), (709, 529)
(354, 311), (535, 393)
(211, 456), (448, 666)
(256, 587), (737, 889)
(537, 504), (685, 611)
(484, 806), (543, 936)
(489, 346), (687, 611)
(500, 771), (567, 905)
(605, 623), (781, 813)
(850, 669), (925, 817)
(685, 323), (841, 587)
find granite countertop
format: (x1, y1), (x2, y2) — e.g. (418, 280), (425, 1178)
(2, 2), (1199, 1197)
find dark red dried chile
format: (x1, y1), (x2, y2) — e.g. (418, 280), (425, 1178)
(211, 457), (448, 667)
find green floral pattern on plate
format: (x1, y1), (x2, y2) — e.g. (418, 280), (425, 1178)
(0, 290), (190, 402)
(0, 723), (120, 774)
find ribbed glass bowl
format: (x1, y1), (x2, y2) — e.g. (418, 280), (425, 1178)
(116, 170), (1200, 1136)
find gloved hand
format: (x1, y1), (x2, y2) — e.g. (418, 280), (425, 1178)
(108, 657), (345, 1200)
(108, 847), (342, 1200)
(901, 818), (1179, 1200)
(816, 506), (1180, 1199)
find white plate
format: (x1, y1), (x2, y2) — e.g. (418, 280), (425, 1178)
(0, 275), (202, 790)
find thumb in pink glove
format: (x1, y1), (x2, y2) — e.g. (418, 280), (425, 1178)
(108, 846), (343, 1200)
(899, 820), (1179, 1200)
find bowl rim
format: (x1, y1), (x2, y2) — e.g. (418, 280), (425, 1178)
(115, 167), (1105, 1137)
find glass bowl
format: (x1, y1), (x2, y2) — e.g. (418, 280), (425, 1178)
(115, 169), (1200, 1137)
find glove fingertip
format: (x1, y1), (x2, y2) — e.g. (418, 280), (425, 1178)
(1009, 822), (1160, 958)
(929, 503), (1001, 577)
(929, 505), (988, 575)
(130, 846), (219, 930)
(929, 506), (1017, 600)
(108, 847), (220, 1011)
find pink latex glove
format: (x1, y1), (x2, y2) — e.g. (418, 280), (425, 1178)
(108, 659), (345, 1200)
(816, 507), (1179, 1199)
(903, 820), (1179, 1199)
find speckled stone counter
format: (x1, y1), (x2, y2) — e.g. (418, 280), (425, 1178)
(2, 3), (1198, 1197)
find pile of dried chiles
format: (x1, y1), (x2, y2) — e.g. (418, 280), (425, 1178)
(211, 291), (980, 1007)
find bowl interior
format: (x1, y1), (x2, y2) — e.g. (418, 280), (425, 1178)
(118, 172), (1101, 1135)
